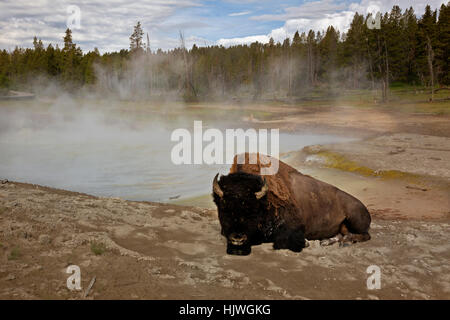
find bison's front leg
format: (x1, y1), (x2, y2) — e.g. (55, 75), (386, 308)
(273, 225), (306, 253)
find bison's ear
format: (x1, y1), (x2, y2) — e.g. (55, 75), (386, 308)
(255, 178), (268, 199)
(213, 173), (224, 198)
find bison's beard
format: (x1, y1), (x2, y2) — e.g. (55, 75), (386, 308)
(227, 243), (251, 256)
(226, 233), (254, 255)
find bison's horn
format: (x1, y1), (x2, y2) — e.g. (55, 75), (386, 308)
(255, 178), (268, 199)
(213, 173), (224, 198)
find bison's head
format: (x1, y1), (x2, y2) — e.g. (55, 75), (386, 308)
(212, 172), (270, 256)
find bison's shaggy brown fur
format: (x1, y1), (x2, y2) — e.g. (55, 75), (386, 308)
(215, 152), (371, 255)
(230, 153), (297, 209)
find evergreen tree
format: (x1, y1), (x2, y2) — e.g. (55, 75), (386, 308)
(130, 21), (144, 53)
(437, 2), (450, 85)
(418, 5), (438, 100)
(319, 26), (339, 83)
(344, 13), (367, 88)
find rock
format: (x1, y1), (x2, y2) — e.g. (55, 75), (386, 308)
(305, 155), (326, 165)
(303, 145), (323, 154)
(23, 231), (33, 239)
(38, 234), (52, 245)
(181, 211), (190, 219)
(307, 240), (322, 249)
(5, 274), (16, 281)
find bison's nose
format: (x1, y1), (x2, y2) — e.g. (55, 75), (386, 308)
(229, 233), (248, 246)
(227, 233), (251, 255)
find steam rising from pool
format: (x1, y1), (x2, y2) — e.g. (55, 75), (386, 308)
(0, 99), (355, 202)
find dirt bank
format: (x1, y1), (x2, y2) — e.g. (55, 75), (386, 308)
(280, 132), (450, 221)
(0, 90), (35, 101)
(0, 181), (449, 299)
(239, 104), (450, 138)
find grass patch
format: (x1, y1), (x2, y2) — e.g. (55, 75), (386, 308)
(8, 247), (22, 260)
(323, 86), (450, 115)
(304, 147), (420, 182)
(90, 242), (106, 256)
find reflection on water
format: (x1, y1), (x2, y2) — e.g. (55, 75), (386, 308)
(0, 100), (355, 202)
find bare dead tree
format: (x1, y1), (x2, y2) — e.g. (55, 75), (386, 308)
(375, 33), (389, 103)
(179, 31), (197, 100)
(366, 37), (375, 91)
(384, 38), (389, 102)
(286, 32), (292, 97)
(426, 35), (435, 102)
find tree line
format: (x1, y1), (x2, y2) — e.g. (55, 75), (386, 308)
(0, 3), (448, 102)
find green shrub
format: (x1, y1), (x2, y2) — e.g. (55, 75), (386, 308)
(8, 247), (21, 260)
(90, 242), (106, 256)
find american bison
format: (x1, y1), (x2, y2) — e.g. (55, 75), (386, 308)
(212, 153), (371, 255)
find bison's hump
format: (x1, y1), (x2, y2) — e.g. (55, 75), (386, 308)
(230, 153), (300, 209)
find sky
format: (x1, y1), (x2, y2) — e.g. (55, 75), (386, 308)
(0, 0), (446, 53)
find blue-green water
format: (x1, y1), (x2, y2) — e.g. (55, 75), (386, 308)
(0, 100), (355, 202)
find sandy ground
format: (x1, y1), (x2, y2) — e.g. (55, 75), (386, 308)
(192, 103), (450, 137)
(0, 105), (449, 300)
(0, 181), (449, 300)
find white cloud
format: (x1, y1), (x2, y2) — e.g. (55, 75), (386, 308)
(251, 0), (347, 21)
(229, 11), (252, 17)
(0, 0), (203, 52)
(217, 0), (447, 46)
(0, 0), (447, 51)
(217, 35), (269, 46)
(348, 0), (445, 16)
